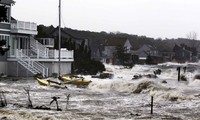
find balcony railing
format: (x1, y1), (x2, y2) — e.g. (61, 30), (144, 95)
(8, 49), (74, 60)
(11, 20), (37, 31)
(49, 49), (74, 59)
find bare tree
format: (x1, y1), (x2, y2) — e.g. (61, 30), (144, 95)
(186, 31), (199, 48)
(0, 92), (7, 107)
(23, 87), (33, 108)
(65, 94), (70, 110)
(187, 32), (197, 40)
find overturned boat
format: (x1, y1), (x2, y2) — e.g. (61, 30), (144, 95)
(36, 78), (67, 89)
(59, 76), (92, 86)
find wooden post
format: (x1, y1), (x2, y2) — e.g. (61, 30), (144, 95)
(183, 67), (186, 73)
(177, 67), (181, 81)
(151, 96), (153, 114)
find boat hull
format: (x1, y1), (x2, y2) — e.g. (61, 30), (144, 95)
(36, 78), (67, 89)
(60, 76), (92, 85)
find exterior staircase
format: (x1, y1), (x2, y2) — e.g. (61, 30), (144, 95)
(16, 49), (48, 77)
(30, 37), (49, 58)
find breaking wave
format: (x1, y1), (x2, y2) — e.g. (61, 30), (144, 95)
(88, 79), (169, 93)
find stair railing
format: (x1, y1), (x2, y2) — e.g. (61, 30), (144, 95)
(16, 49), (48, 77)
(30, 37), (49, 58)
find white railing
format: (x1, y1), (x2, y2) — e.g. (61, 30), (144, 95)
(11, 20), (37, 31)
(30, 37), (49, 58)
(16, 49), (48, 77)
(30, 38), (74, 59)
(49, 49), (74, 59)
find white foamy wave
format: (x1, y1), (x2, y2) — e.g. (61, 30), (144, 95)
(88, 79), (169, 94)
(132, 80), (169, 94)
(188, 79), (200, 87)
(150, 90), (194, 101)
(0, 87), (22, 93)
(88, 79), (136, 92)
(0, 82), (7, 86)
(0, 110), (57, 120)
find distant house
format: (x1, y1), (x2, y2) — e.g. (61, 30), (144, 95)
(101, 37), (132, 64)
(133, 44), (162, 64)
(47, 28), (89, 49)
(172, 44), (197, 62)
(160, 49), (175, 62)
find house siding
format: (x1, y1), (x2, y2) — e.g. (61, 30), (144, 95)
(0, 23), (10, 30)
(0, 61), (7, 75)
(42, 62), (72, 76)
(7, 61), (34, 77)
(0, 54), (7, 61)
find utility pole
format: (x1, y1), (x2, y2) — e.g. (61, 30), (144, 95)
(58, 0), (61, 76)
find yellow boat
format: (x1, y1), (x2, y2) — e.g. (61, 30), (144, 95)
(36, 78), (49, 86)
(59, 76), (92, 85)
(36, 78), (67, 89)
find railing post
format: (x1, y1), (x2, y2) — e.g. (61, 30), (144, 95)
(43, 68), (45, 77)
(20, 49), (22, 58)
(36, 40), (38, 49)
(16, 49), (18, 57)
(47, 48), (49, 58)
(54, 49), (56, 58)
(37, 49), (39, 58)
(72, 50), (74, 59)
(46, 68), (48, 77)
(23, 22), (25, 30)
(45, 48), (47, 57)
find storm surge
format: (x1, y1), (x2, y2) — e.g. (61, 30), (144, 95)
(1, 62), (200, 119)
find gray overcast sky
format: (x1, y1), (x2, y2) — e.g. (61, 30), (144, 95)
(12, 0), (200, 39)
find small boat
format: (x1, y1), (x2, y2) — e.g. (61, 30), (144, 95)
(36, 78), (49, 86)
(36, 78), (67, 89)
(59, 76), (92, 85)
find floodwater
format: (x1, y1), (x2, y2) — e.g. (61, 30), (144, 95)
(1, 62), (200, 120)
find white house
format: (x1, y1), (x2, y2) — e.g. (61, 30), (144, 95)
(0, 0), (74, 77)
(101, 37), (132, 64)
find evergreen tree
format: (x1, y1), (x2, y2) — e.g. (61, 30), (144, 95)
(0, 6), (8, 22)
(114, 46), (130, 65)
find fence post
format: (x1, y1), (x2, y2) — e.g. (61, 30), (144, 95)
(37, 49), (39, 58)
(151, 96), (153, 114)
(177, 67), (181, 81)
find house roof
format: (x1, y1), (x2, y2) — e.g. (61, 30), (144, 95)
(0, 0), (14, 5)
(135, 44), (157, 51)
(104, 37), (127, 46)
(49, 27), (86, 41)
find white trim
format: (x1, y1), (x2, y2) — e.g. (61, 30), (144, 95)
(0, 29), (11, 32)
(7, 58), (74, 62)
(0, 22), (10, 24)
(0, 33), (10, 36)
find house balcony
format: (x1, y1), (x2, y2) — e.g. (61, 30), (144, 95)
(11, 20), (38, 35)
(7, 49), (74, 62)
